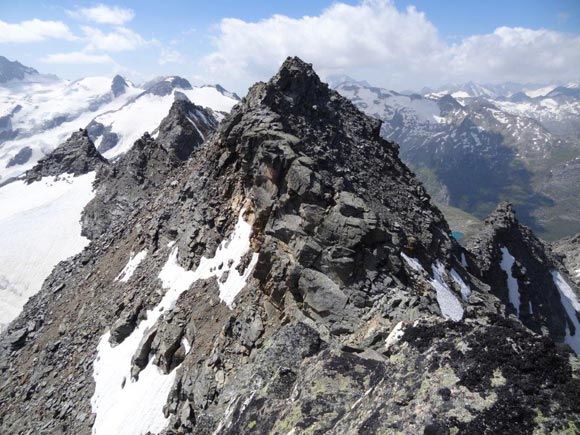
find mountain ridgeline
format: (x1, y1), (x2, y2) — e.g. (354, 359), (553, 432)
(0, 57), (579, 434)
(334, 78), (580, 241)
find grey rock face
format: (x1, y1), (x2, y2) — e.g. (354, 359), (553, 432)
(156, 98), (218, 161)
(6, 146), (32, 168)
(0, 57), (579, 435)
(111, 75), (128, 97)
(24, 129), (107, 183)
(146, 76), (192, 97)
(553, 233), (580, 286)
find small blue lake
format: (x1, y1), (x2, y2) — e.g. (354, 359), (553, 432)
(452, 231), (465, 240)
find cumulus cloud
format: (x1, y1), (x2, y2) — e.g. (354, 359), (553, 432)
(67, 4), (135, 26)
(446, 27), (580, 84)
(41, 51), (113, 64)
(201, 0), (580, 91)
(203, 0), (440, 87)
(83, 26), (153, 52)
(0, 19), (77, 43)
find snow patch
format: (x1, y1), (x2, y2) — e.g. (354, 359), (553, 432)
(158, 209), (258, 307)
(182, 337), (191, 354)
(450, 268), (472, 302)
(499, 247), (520, 315)
(431, 263), (465, 322)
(385, 321), (405, 350)
(401, 254), (464, 321)
(401, 253), (422, 272)
(91, 329), (176, 435)
(551, 270), (580, 355)
(116, 250), (147, 283)
(91, 209), (257, 435)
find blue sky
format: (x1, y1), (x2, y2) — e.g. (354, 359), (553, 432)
(1, 1), (579, 92)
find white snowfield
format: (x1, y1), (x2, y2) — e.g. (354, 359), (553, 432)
(499, 246), (521, 316)
(186, 86), (240, 113)
(0, 77), (142, 181)
(450, 268), (472, 302)
(401, 253), (465, 321)
(0, 173), (95, 330)
(91, 209), (258, 435)
(551, 270), (580, 355)
(338, 85), (444, 125)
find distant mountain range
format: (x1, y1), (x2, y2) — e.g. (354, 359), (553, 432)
(334, 76), (580, 240)
(0, 56), (240, 183)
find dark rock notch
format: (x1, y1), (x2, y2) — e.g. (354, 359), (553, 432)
(6, 146), (32, 168)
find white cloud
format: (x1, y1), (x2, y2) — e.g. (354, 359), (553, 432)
(0, 19), (77, 43)
(83, 26), (153, 52)
(202, 0), (580, 91)
(67, 4), (135, 26)
(41, 51), (113, 64)
(446, 27), (580, 84)
(159, 48), (185, 65)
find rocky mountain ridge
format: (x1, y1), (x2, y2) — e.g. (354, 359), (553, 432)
(0, 57), (579, 434)
(0, 56), (39, 83)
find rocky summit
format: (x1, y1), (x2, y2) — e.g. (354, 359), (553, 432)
(0, 57), (579, 434)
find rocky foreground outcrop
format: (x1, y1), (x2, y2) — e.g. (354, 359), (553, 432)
(0, 58), (579, 434)
(24, 129), (107, 183)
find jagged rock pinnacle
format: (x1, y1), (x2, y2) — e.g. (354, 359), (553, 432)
(24, 129), (107, 183)
(484, 201), (518, 230)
